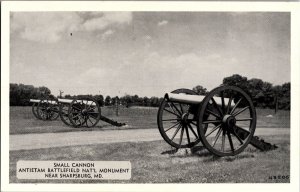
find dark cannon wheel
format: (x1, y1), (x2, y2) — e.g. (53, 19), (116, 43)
(32, 102), (42, 119)
(197, 85), (256, 157)
(68, 97), (101, 128)
(59, 103), (72, 126)
(157, 88), (206, 149)
(37, 99), (60, 121)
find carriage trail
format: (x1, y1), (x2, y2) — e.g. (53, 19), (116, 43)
(10, 128), (289, 151)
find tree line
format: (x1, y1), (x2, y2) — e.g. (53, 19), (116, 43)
(9, 74), (290, 110)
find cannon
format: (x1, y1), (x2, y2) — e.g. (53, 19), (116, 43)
(30, 97), (125, 128)
(30, 99), (59, 121)
(157, 85), (277, 157)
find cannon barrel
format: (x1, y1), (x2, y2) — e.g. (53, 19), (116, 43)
(165, 92), (233, 106)
(30, 99), (57, 104)
(58, 98), (97, 106)
(29, 99), (41, 103)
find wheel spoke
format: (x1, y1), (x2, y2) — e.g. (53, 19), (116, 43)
(179, 103), (184, 114)
(88, 114), (97, 119)
(233, 125), (250, 139)
(52, 108), (60, 113)
(86, 101), (95, 111)
(221, 91), (225, 114)
(202, 120), (222, 124)
(236, 118), (252, 121)
(212, 127), (222, 147)
(185, 125), (191, 144)
(162, 118), (179, 122)
(221, 130), (225, 152)
(87, 106), (96, 112)
(206, 109), (221, 119)
(227, 132), (235, 152)
(87, 112), (99, 114)
(226, 96), (233, 114)
(167, 102), (178, 116)
(187, 123), (198, 138)
(164, 108), (180, 118)
(72, 106), (81, 111)
(233, 106), (249, 117)
(232, 131), (244, 145)
(87, 117), (94, 126)
(170, 125), (182, 141)
(189, 121), (197, 127)
(211, 97), (223, 116)
(165, 122), (180, 132)
(78, 115), (83, 125)
(72, 113), (80, 119)
(230, 98), (242, 115)
(178, 126), (185, 147)
(170, 102), (182, 116)
(205, 124), (221, 137)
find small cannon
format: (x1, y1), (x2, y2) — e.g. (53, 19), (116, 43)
(30, 97), (125, 128)
(157, 85), (277, 157)
(30, 99), (59, 121)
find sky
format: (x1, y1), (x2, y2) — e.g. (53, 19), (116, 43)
(10, 12), (290, 97)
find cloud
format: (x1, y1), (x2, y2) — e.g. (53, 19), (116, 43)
(11, 12), (83, 43)
(158, 20), (168, 26)
(83, 12), (132, 31)
(11, 12), (132, 43)
(144, 35), (152, 40)
(101, 29), (115, 40)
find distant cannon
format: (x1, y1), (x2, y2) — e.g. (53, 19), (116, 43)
(30, 97), (125, 128)
(157, 85), (277, 157)
(30, 99), (59, 121)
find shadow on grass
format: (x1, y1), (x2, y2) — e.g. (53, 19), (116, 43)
(160, 145), (216, 158)
(160, 145), (259, 162)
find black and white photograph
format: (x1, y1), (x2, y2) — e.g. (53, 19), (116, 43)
(1, 1), (300, 192)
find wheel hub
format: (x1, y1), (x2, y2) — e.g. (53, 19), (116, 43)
(180, 113), (189, 125)
(81, 109), (88, 116)
(46, 107), (51, 112)
(222, 114), (236, 130)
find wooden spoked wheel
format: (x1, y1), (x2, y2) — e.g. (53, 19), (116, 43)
(157, 89), (207, 149)
(59, 103), (72, 126)
(37, 99), (60, 121)
(68, 97), (101, 128)
(32, 102), (42, 119)
(197, 86), (256, 156)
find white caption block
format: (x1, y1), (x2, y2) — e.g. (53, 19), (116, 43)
(17, 161), (131, 180)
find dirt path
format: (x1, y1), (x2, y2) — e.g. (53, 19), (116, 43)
(9, 128), (289, 151)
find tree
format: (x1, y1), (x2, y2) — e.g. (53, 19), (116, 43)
(150, 97), (160, 107)
(94, 95), (104, 106)
(9, 83), (52, 106)
(223, 74), (248, 90)
(143, 97), (150, 106)
(192, 85), (207, 95)
(279, 83), (290, 110)
(104, 96), (111, 106)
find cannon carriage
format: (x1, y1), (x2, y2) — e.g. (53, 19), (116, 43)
(30, 97), (125, 128)
(157, 85), (276, 157)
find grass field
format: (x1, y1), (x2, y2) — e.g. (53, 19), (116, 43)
(10, 106), (290, 135)
(9, 106), (290, 183)
(10, 134), (290, 183)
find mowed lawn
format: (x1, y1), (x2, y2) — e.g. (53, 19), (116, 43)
(9, 106), (290, 183)
(9, 106), (158, 134)
(10, 134), (290, 183)
(10, 106), (290, 135)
